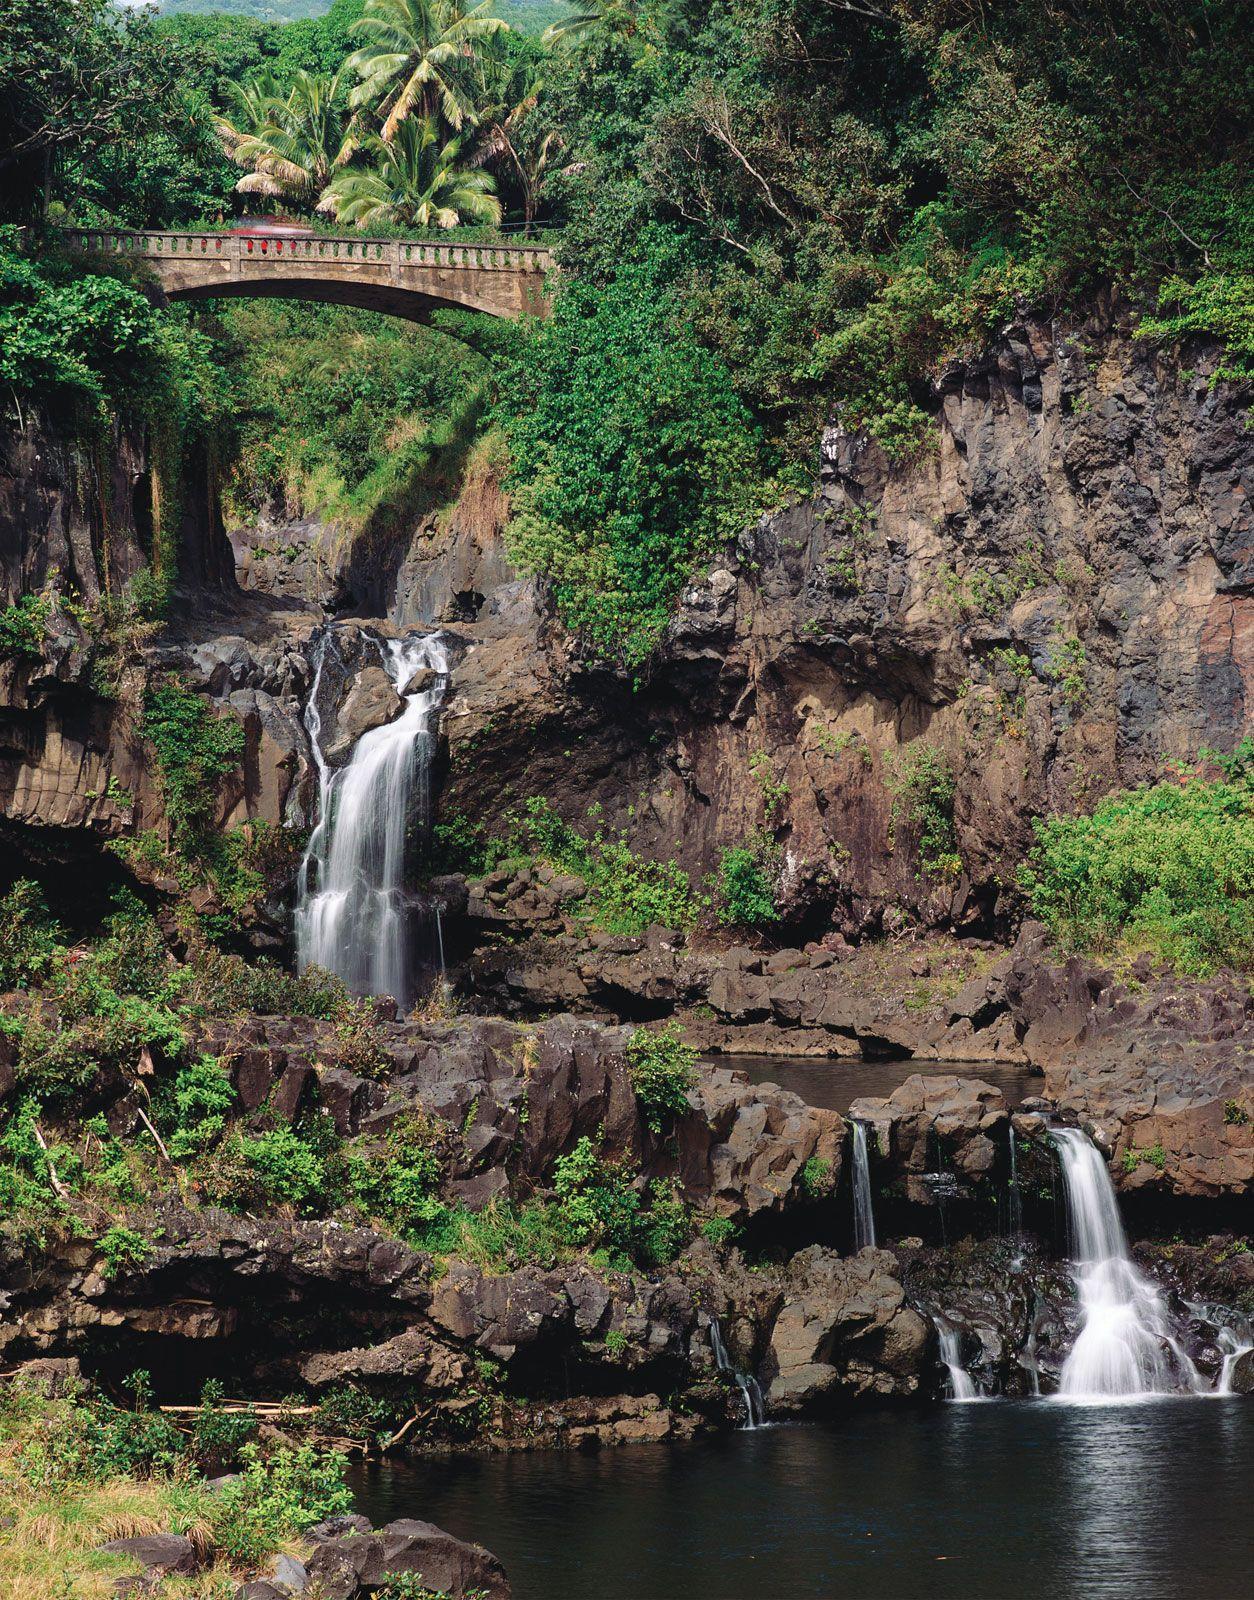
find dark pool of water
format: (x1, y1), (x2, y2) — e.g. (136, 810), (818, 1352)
(704, 1053), (1040, 1113)
(351, 1400), (1253, 1600)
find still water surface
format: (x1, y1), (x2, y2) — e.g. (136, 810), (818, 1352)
(351, 1401), (1252, 1600)
(706, 1053), (1040, 1113)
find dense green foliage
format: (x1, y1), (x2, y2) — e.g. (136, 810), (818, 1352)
(715, 833), (779, 927)
(1020, 755), (1254, 976)
(6, 0), (1249, 665)
(216, 299), (489, 530)
(626, 1022), (696, 1132)
(496, 237), (764, 663)
(0, 229), (222, 434)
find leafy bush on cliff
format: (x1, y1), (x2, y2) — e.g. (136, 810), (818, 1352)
(497, 236), (767, 667)
(715, 835), (780, 928)
(505, 796), (703, 934)
(626, 1023), (697, 1133)
(1020, 765), (1254, 975)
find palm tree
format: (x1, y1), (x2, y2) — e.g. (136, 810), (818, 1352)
(319, 115), (502, 229)
(346, 0), (510, 143)
(215, 71), (286, 164)
(474, 56), (565, 235)
(220, 71), (360, 210)
(540, 1), (640, 47)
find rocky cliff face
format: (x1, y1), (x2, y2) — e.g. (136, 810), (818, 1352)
(426, 304), (1253, 936)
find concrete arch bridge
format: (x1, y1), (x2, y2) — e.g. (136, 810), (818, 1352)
(63, 229), (553, 321)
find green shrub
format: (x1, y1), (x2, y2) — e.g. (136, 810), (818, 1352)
(0, 878), (64, 990)
(142, 678), (245, 850)
(96, 1224), (150, 1278)
(0, 593), (50, 659)
(210, 1442), (352, 1566)
(498, 232), (767, 668)
(209, 1127), (329, 1214)
(552, 1136), (643, 1266)
(626, 1023), (697, 1133)
(159, 1054), (235, 1160)
(1020, 771), (1254, 975)
(801, 1156), (836, 1198)
(503, 797), (702, 934)
(885, 744), (961, 877)
(715, 836), (779, 927)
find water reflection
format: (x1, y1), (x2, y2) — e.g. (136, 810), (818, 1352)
(351, 1402), (1252, 1599)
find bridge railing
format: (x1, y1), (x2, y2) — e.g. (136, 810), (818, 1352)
(62, 228), (552, 273)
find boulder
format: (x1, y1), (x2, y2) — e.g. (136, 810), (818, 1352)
(306, 1519), (510, 1599)
(96, 1533), (198, 1579)
(322, 665), (404, 764)
(764, 1247), (928, 1412)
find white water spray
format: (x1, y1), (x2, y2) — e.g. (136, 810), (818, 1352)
(1050, 1128), (1204, 1400)
(850, 1121), (877, 1251)
(710, 1320), (766, 1429)
(296, 628), (447, 1010)
(933, 1317), (979, 1401)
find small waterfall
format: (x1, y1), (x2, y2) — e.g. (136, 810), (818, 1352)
(296, 628), (448, 1011)
(1006, 1125), (1023, 1237)
(933, 1317), (979, 1401)
(1216, 1321), (1254, 1396)
(710, 1320), (766, 1430)
(850, 1121), (877, 1251)
(1050, 1128), (1204, 1400)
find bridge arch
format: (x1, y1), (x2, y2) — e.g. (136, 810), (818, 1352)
(64, 230), (552, 322)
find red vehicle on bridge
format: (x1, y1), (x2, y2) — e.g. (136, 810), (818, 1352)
(225, 215), (315, 238)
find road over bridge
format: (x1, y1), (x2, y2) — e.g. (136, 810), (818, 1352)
(63, 229), (553, 321)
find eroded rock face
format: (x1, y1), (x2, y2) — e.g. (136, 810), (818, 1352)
(764, 1246), (928, 1411)
(849, 1074), (1011, 1193)
(194, 1012), (847, 1223)
(422, 310), (1253, 941)
(1003, 926), (1254, 1197)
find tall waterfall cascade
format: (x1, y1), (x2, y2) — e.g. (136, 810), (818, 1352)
(1050, 1128), (1205, 1401)
(296, 628), (448, 1011)
(850, 1121), (877, 1251)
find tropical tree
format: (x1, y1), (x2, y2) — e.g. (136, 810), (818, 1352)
(474, 54), (564, 234)
(319, 114), (502, 228)
(218, 71), (360, 211)
(345, 0), (510, 142)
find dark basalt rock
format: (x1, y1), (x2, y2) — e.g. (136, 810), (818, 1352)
(306, 1518), (510, 1599)
(95, 1533), (198, 1579)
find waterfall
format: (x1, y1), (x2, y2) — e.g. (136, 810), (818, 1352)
(1216, 1320), (1254, 1396)
(295, 628), (448, 1011)
(1050, 1128), (1204, 1400)
(850, 1121), (877, 1251)
(933, 1317), (979, 1401)
(1006, 1125), (1023, 1237)
(710, 1320), (766, 1430)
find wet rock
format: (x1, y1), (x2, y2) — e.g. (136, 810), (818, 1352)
(849, 1074), (1011, 1189)
(321, 665), (404, 764)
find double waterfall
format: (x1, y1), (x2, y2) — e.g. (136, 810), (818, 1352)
(295, 628), (447, 1011)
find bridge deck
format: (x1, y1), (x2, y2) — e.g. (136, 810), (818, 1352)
(62, 228), (553, 320)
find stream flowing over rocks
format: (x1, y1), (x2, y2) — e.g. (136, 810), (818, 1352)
(1, 301), (1252, 1597)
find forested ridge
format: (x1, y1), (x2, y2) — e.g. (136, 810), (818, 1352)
(2, 0), (1251, 661)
